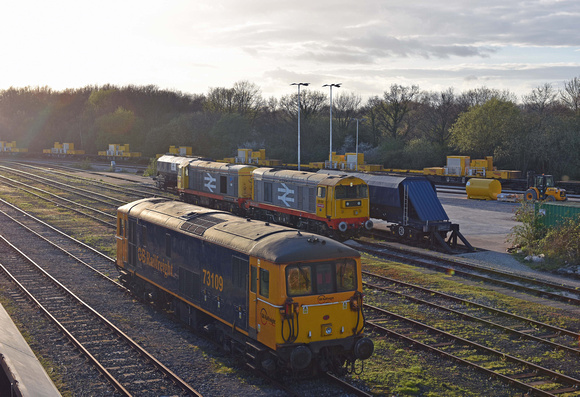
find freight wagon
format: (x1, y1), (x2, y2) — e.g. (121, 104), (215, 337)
(319, 170), (472, 252)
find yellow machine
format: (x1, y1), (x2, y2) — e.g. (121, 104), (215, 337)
(524, 174), (567, 201)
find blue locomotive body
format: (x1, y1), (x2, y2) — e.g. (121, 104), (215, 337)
(131, 212), (250, 330)
(116, 198), (374, 374)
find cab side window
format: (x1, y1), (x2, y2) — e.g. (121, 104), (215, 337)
(317, 187), (326, 198)
(259, 268), (269, 298)
(250, 266), (257, 293)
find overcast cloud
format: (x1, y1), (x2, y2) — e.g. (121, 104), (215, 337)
(1, 0), (578, 100)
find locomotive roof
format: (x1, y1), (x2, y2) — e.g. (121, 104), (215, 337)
(253, 167), (363, 186)
(157, 154), (198, 165)
(118, 198), (359, 263)
(189, 160), (256, 172)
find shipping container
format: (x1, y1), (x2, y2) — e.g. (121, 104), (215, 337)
(538, 201), (580, 228)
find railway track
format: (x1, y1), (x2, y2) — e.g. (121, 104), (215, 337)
(0, 231), (201, 396)
(11, 160), (169, 198)
(357, 239), (580, 306)
(0, 199), (233, 395)
(362, 270), (580, 391)
(363, 270), (580, 352)
(0, 198), (117, 275)
(0, 163), (129, 206)
(0, 200), (357, 396)
(0, 173), (118, 227)
(365, 304), (580, 396)
(4, 158), (573, 395)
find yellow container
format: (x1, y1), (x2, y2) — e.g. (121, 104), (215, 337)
(466, 178), (502, 200)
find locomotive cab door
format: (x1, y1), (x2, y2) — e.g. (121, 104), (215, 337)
(248, 261), (258, 339)
(116, 212), (128, 267)
(177, 164), (189, 190)
(316, 186), (328, 218)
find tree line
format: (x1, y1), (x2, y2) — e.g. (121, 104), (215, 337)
(1, 78), (579, 178)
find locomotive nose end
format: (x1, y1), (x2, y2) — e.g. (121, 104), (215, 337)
(364, 220), (373, 230)
(290, 345), (312, 370)
(354, 337), (374, 360)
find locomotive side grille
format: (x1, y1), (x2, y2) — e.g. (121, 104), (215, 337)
(180, 215), (226, 236)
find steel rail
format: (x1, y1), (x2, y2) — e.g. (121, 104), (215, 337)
(13, 161), (169, 199)
(363, 269), (580, 339)
(363, 279), (580, 355)
(0, 262), (132, 396)
(359, 242), (580, 305)
(0, 197), (116, 262)
(0, 234), (202, 396)
(0, 163), (126, 205)
(365, 303), (580, 396)
(0, 175), (116, 226)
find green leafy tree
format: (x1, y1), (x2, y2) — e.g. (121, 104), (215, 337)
(449, 98), (522, 165)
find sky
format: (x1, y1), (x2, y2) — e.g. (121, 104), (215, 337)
(1, 0), (579, 101)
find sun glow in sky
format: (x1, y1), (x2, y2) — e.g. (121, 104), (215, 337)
(2, 0), (579, 99)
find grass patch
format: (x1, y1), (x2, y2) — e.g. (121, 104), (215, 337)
(361, 253), (580, 331)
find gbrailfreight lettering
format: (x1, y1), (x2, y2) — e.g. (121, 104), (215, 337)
(137, 248), (173, 277)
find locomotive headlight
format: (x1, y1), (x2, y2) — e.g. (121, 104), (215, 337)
(321, 323), (333, 336)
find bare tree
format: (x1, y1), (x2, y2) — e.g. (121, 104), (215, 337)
(422, 87), (461, 146)
(279, 90), (327, 122)
(561, 76), (580, 113)
(523, 83), (558, 115)
(333, 92), (362, 134)
(204, 87), (235, 113)
(458, 87), (516, 109)
(375, 84), (421, 140)
(232, 80), (264, 118)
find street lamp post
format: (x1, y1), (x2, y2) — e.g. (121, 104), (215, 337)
(323, 83), (341, 168)
(291, 83), (309, 170)
(351, 118), (365, 171)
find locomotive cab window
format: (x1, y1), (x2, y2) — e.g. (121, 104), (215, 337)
(117, 217), (124, 237)
(335, 184), (368, 199)
(317, 187), (326, 198)
(250, 266), (257, 293)
(286, 259), (357, 297)
(259, 268), (269, 298)
(141, 224), (148, 247)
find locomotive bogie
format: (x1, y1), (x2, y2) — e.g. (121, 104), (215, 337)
(116, 198), (373, 374)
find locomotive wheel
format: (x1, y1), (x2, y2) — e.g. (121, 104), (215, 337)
(524, 189), (537, 201)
